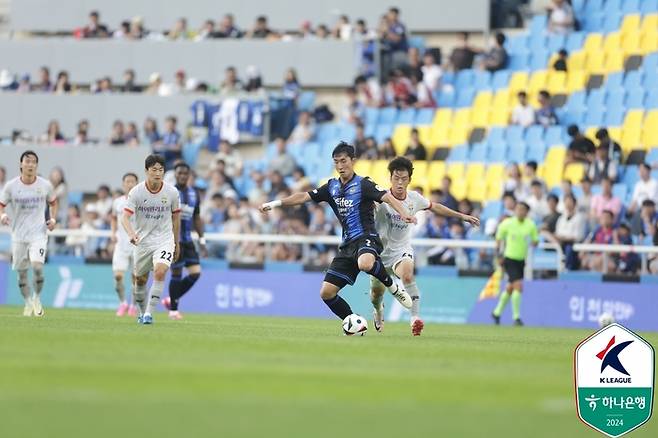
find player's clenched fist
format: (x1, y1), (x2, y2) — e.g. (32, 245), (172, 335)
(0, 213), (9, 225)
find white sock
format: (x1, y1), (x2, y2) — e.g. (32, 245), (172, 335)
(114, 277), (126, 303)
(406, 282), (420, 319)
(134, 283), (147, 314)
(18, 270), (31, 300)
(145, 280), (164, 315)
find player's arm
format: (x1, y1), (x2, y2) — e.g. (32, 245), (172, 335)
(110, 212), (119, 243)
(172, 210), (181, 262)
(495, 220), (508, 262)
(0, 197), (8, 225)
(192, 197), (208, 257)
(429, 202), (480, 227)
(260, 192), (312, 212)
(380, 192), (416, 224)
(531, 223), (540, 247)
(122, 189), (139, 244)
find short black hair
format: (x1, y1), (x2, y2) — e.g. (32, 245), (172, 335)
(530, 179), (543, 187)
(174, 162), (190, 171)
(602, 209), (614, 217)
(526, 160), (538, 171)
(547, 194), (559, 203)
(642, 199), (656, 208)
(20, 150), (38, 164)
(389, 7), (400, 14)
(567, 124), (580, 137)
(539, 90), (551, 99)
(388, 156), (414, 178)
(502, 192), (516, 201)
(517, 90), (527, 98)
(595, 128), (609, 140)
(640, 163), (651, 171)
(564, 193), (577, 204)
(144, 154), (166, 169)
(122, 172), (138, 181)
(495, 32), (506, 46)
(332, 141), (355, 159)
(518, 201), (531, 211)
(558, 49), (568, 57)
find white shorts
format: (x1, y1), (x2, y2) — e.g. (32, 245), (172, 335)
(369, 251), (414, 290)
(133, 243), (175, 277)
(112, 246), (134, 272)
(12, 238), (48, 270)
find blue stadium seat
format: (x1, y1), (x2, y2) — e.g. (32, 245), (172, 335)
(567, 91), (587, 111)
(572, 0), (586, 12)
(374, 124), (394, 144)
(505, 125), (524, 144)
(379, 107), (399, 124)
(487, 127), (506, 147)
(565, 32), (586, 52)
(558, 108), (585, 127)
(646, 149), (658, 163)
(612, 183), (628, 200)
(302, 142), (321, 163)
(336, 123), (357, 142)
(316, 123), (339, 142)
(408, 36), (426, 50)
(643, 71), (658, 90)
(481, 200), (502, 221)
(183, 141), (202, 167)
(491, 70), (512, 90)
(438, 89), (456, 107)
(545, 126), (565, 146)
(644, 53), (658, 72)
(508, 54), (530, 70)
(622, 166), (640, 186)
(605, 72), (624, 90)
(547, 34), (567, 53)
(473, 71), (492, 90)
(585, 0), (604, 15)
(297, 91), (316, 112)
(265, 141), (278, 160)
(414, 108), (435, 124)
(529, 15), (547, 34)
(604, 0), (623, 13)
(585, 107), (605, 126)
(646, 90), (658, 109)
(529, 35), (548, 52)
(624, 71), (643, 89)
(455, 69), (475, 89)
(469, 142), (488, 161)
(507, 35), (529, 53)
(447, 145), (468, 161)
(364, 123), (376, 138)
(587, 89), (606, 108)
(526, 142), (547, 162)
(529, 51), (550, 70)
(524, 125), (545, 144)
(488, 144), (508, 162)
(582, 13), (604, 32)
(397, 108), (417, 124)
(67, 191), (83, 207)
(364, 107), (379, 126)
(640, 0), (658, 14)
(605, 90), (625, 108)
(621, 0), (641, 14)
(626, 88), (646, 108)
(508, 142), (528, 161)
(604, 106), (625, 126)
(442, 71), (455, 86)
(602, 13), (622, 33)
(287, 142), (304, 162)
(455, 87), (476, 108)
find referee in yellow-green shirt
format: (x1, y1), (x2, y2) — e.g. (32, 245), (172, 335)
(492, 201), (539, 326)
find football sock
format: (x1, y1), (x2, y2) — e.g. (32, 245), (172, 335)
(18, 269), (30, 300)
(169, 274), (182, 311)
(406, 282), (420, 319)
(366, 259), (393, 288)
(493, 290), (512, 317)
(134, 283), (147, 314)
(370, 290), (384, 309)
(145, 280), (164, 315)
(323, 294), (353, 319)
(114, 276), (126, 303)
(511, 289), (522, 320)
(178, 273), (200, 298)
(33, 266), (44, 296)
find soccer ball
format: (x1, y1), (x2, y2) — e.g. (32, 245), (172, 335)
(598, 312), (615, 328)
(342, 314), (368, 336)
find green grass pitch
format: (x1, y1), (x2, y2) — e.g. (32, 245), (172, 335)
(0, 307), (656, 438)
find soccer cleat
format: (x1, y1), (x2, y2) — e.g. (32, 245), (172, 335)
(492, 312), (500, 325)
(514, 318), (524, 326)
(142, 313), (153, 325)
(127, 305), (138, 317)
(372, 304), (385, 332)
(168, 310), (183, 320)
(116, 302), (129, 317)
(137, 314), (144, 324)
(161, 296), (171, 310)
(387, 277), (412, 309)
(23, 298), (33, 317)
(411, 318), (424, 336)
(32, 297), (44, 317)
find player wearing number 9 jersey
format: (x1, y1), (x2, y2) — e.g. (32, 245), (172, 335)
(122, 154), (181, 325)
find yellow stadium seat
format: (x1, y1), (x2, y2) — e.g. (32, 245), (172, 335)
(536, 163), (545, 179)
(603, 32), (622, 53)
(353, 159), (372, 177)
(489, 106), (511, 126)
(391, 124), (412, 155)
(566, 71), (588, 93)
(416, 125), (432, 148)
(465, 164), (486, 201)
(567, 50), (587, 71)
(583, 33), (603, 54)
(484, 164), (505, 200)
(528, 70), (548, 96)
(640, 30), (658, 54)
(604, 51), (625, 73)
(472, 91), (493, 127)
(608, 127), (622, 143)
(621, 15), (642, 36)
(621, 111), (643, 152)
(642, 111), (658, 148)
(563, 163), (585, 184)
(446, 162), (465, 181)
(370, 160), (390, 186)
(429, 124), (451, 148)
(585, 127), (597, 141)
(547, 71), (567, 95)
(621, 30), (641, 54)
(641, 14), (658, 35)
(508, 72), (529, 94)
(493, 88), (511, 107)
(467, 183), (487, 203)
(448, 109), (472, 146)
(544, 147), (566, 188)
(586, 51), (606, 75)
(432, 108), (452, 130)
(451, 179), (468, 200)
(410, 160), (429, 192)
(427, 161), (446, 190)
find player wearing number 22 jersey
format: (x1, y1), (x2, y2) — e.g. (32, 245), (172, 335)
(122, 154), (181, 325)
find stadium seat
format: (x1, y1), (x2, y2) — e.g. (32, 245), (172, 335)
(414, 108), (435, 125)
(446, 163), (466, 190)
(353, 160), (372, 177)
(505, 126), (524, 144)
(370, 160), (390, 186)
(487, 126), (506, 147)
(438, 89), (456, 107)
(508, 54), (530, 70)
(583, 33), (604, 54)
(646, 90), (658, 109)
(481, 200), (502, 221)
(507, 142), (528, 161)
(582, 13), (604, 32)
(524, 126), (545, 145)
(529, 51), (550, 71)
(625, 88), (645, 109)
(544, 147), (567, 188)
(640, 0), (658, 15)
(605, 72), (624, 90)
(455, 69), (475, 89)
(488, 143), (508, 162)
(603, 32), (622, 53)
(471, 91), (493, 126)
(491, 70), (512, 90)
(473, 71), (492, 91)
(529, 15), (547, 34)
(391, 125), (412, 155)
(621, 30), (641, 53)
(364, 107), (379, 126)
(526, 142), (547, 162)
(316, 123), (339, 142)
(604, 0), (623, 13)
(605, 50), (625, 73)
(587, 89), (605, 108)
(468, 142), (487, 162)
(566, 91), (587, 112)
(613, 183), (628, 200)
(397, 108), (416, 124)
(547, 71), (567, 94)
(297, 91), (316, 111)
(586, 51), (606, 74)
(547, 34), (567, 53)
(374, 124), (394, 144)
(621, 0), (641, 15)
(640, 29), (658, 54)
(566, 32), (586, 52)
(643, 111), (658, 146)
(427, 161), (447, 189)
(379, 108), (399, 124)
(485, 164), (505, 199)
(604, 106), (625, 126)
(603, 13), (623, 34)
(455, 87), (476, 108)
(508, 71), (529, 94)
(622, 165), (640, 186)
(605, 89), (626, 109)
(567, 50), (587, 71)
(585, 106), (605, 126)
(563, 163), (585, 184)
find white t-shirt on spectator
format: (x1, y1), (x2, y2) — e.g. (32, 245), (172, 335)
(632, 178), (658, 206)
(526, 195), (550, 222)
(511, 104), (535, 127)
(555, 211), (586, 242)
(550, 4), (575, 33)
(421, 64), (442, 91)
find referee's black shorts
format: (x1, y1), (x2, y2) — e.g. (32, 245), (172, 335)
(324, 236), (383, 289)
(503, 257), (525, 282)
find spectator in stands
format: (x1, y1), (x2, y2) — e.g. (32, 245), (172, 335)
(143, 118), (160, 144)
(637, 200), (658, 239)
(64, 205), (85, 256)
(150, 116), (181, 168)
(170, 70), (187, 95)
(308, 205), (337, 265)
(121, 69), (142, 93)
(109, 120), (126, 145)
(220, 66), (243, 96)
(511, 91), (535, 127)
(94, 185), (113, 222)
(282, 68), (301, 100)
(548, 0), (575, 35)
(591, 177), (622, 221)
(82, 11), (109, 38)
(244, 66), (264, 95)
(16, 74), (30, 93)
(421, 52), (442, 92)
(503, 163), (528, 200)
(333, 15), (352, 40)
(315, 24), (331, 39)
(290, 167), (312, 193)
(248, 15), (274, 39)
(362, 136), (379, 160)
(406, 47), (423, 80)
(535, 90), (559, 127)
(629, 163), (658, 215)
(73, 119), (90, 145)
(542, 194), (561, 233)
(595, 128), (622, 165)
(378, 138), (397, 159)
(216, 14), (242, 38)
(526, 179), (550, 222)
(587, 145), (618, 183)
(168, 18), (189, 40)
(616, 223), (640, 274)
(145, 72), (162, 95)
(206, 169), (237, 202)
(353, 18), (377, 41)
(247, 171), (267, 204)
(524, 161), (544, 188)
(0, 69), (17, 91)
(479, 32), (508, 72)
(96, 76), (113, 94)
(202, 193), (226, 233)
(554, 194), (586, 270)
(268, 171), (289, 199)
(53, 71), (72, 94)
(353, 123), (368, 157)
(194, 19), (216, 41)
(113, 21), (131, 39)
(34, 66), (53, 92)
(440, 176), (459, 211)
(129, 16), (146, 39)
(41, 120), (65, 144)
(124, 122), (140, 146)
(566, 124), (596, 164)
(48, 167), (68, 224)
(354, 75), (383, 107)
(386, 68), (415, 107)
(380, 7), (409, 72)
(287, 111), (316, 144)
(343, 86), (366, 124)
(449, 32), (478, 71)
(581, 210), (617, 272)
(213, 140), (243, 179)
(579, 177), (593, 215)
(404, 128), (427, 160)
(268, 138), (297, 177)
(412, 72), (436, 108)
(553, 49), (568, 72)
(557, 179), (574, 212)
(297, 20), (315, 39)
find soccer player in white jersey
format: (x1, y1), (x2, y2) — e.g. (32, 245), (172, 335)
(121, 154), (181, 325)
(110, 172), (139, 317)
(370, 157), (480, 335)
(0, 150), (58, 316)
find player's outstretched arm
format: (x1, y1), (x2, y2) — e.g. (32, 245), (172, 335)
(259, 192), (312, 212)
(430, 202), (480, 227)
(381, 192), (417, 224)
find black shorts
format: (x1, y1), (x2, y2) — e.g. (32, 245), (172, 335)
(172, 241), (200, 269)
(324, 236), (383, 289)
(503, 257), (525, 282)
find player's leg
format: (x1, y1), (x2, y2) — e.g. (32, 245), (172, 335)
(357, 249), (412, 309)
(177, 264), (200, 303)
(166, 266), (182, 311)
(394, 256), (424, 336)
(12, 241), (32, 316)
(321, 255), (359, 320)
(128, 273), (138, 317)
(511, 278), (524, 326)
(369, 276), (386, 332)
(28, 240), (47, 317)
(168, 243), (201, 315)
(492, 259), (514, 324)
(143, 245), (175, 324)
(133, 246), (152, 322)
(112, 248), (130, 316)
